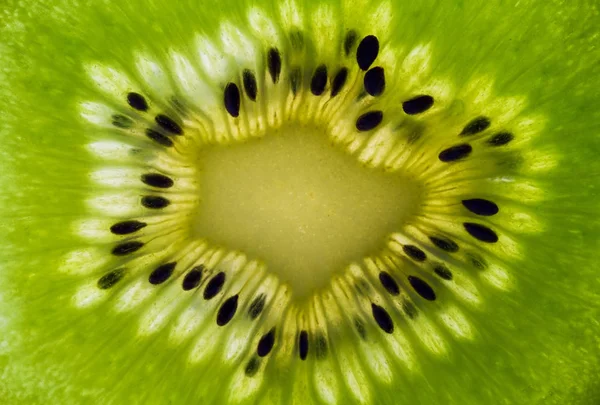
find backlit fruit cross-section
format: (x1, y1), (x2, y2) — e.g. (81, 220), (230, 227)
(0, 0), (598, 404)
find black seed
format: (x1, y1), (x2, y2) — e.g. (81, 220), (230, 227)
(488, 131), (514, 146)
(290, 67), (301, 96)
(438, 143), (472, 162)
(344, 30), (358, 56)
(112, 241), (144, 256)
(468, 254), (487, 270)
(364, 66), (385, 96)
(141, 173), (174, 189)
(145, 128), (173, 147)
(315, 333), (328, 359)
(429, 236), (459, 253)
(378, 271), (400, 296)
(204, 271), (226, 300)
(356, 110), (383, 131)
(434, 264), (453, 280)
(267, 48), (282, 84)
(356, 35), (379, 71)
(111, 114), (134, 129)
(242, 70), (258, 101)
(127, 92), (149, 112)
(224, 82), (241, 118)
(354, 278), (371, 296)
(403, 245), (427, 262)
(155, 114), (183, 135)
(310, 64), (328, 96)
(354, 318), (367, 340)
(257, 328), (275, 357)
(289, 29), (304, 50)
(97, 268), (125, 289)
(464, 222), (499, 243)
(460, 116), (491, 136)
(248, 294), (266, 319)
(148, 262), (176, 285)
(408, 276), (436, 301)
(402, 300), (418, 319)
(371, 303), (394, 334)
(402, 95), (434, 115)
(330, 68), (348, 97)
(462, 198), (499, 216)
(110, 220), (147, 235)
(299, 330), (309, 360)
(141, 196), (170, 209)
(407, 125), (425, 143)
(182, 265), (204, 291)
(217, 294), (239, 326)
(244, 357), (260, 377)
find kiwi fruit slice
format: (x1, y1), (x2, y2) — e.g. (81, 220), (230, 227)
(1, 0), (599, 403)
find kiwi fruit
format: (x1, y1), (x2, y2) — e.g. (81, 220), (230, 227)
(0, 0), (599, 403)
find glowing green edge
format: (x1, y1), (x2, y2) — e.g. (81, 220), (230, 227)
(0, 0), (598, 403)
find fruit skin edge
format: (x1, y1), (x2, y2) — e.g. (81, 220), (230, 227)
(0, 0), (599, 404)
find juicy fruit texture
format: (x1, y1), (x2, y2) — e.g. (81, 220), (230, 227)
(0, 0), (599, 404)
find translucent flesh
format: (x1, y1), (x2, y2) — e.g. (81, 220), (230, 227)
(0, 0), (599, 404)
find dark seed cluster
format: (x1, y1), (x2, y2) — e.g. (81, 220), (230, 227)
(120, 92), (185, 147)
(98, 31), (515, 369)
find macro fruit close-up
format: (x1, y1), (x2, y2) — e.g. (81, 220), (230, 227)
(1, 0), (599, 403)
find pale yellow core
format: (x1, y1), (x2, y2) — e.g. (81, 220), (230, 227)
(194, 125), (423, 297)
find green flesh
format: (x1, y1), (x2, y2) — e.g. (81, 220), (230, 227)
(1, 0), (599, 404)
